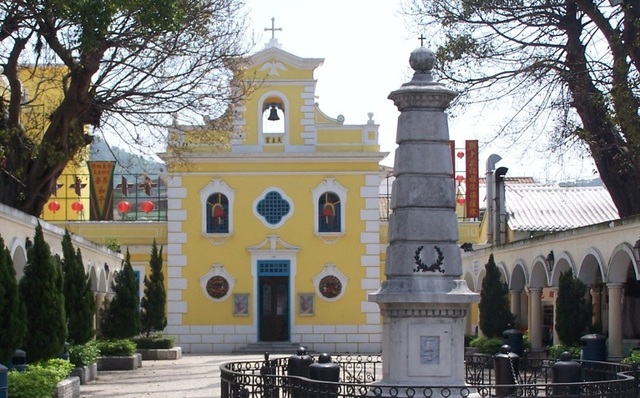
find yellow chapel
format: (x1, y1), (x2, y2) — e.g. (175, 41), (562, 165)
(160, 35), (387, 353)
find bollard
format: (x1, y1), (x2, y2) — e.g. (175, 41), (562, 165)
(0, 364), (7, 398)
(493, 345), (519, 397)
(309, 353), (339, 398)
(287, 347), (314, 398)
(552, 351), (582, 395)
(10, 349), (26, 372)
(260, 352), (279, 398)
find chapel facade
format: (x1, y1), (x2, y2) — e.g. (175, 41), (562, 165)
(159, 36), (386, 353)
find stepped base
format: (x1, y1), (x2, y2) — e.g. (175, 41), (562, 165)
(233, 342), (305, 354)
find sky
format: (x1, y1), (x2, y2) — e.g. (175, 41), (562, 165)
(241, 0), (598, 182)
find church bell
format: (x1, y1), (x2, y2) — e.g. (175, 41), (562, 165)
(267, 104), (280, 121)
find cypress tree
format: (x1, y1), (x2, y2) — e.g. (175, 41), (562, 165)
(556, 269), (592, 346)
(61, 230), (96, 344)
(0, 235), (27, 366)
(141, 239), (167, 337)
(100, 249), (141, 339)
(19, 223), (67, 362)
(479, 254), (516, 338)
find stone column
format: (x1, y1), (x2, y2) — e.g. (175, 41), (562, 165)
(510, 289), (521, 326)
(607, 283), (624, 360)
(368, 46), (479, 394)
(95, 292), (106, 334)
(590, 285), (601, 328)
(551, 287), (559, 345)
(528, 288), (543, 351)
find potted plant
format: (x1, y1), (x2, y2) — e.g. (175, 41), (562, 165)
(95, 339), (141, 371)
(132, 334), (181, 361)
(68, 341), (100, 384)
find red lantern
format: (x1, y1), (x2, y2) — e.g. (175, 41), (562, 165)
(212, 205), (225, 218)
(457, 197), (465, 205)
(117, 201), (131, 214)
(48, 201), (61, 213)
(141, 201), (155, 213)
(457, 151), (465, 159)
(71, 201), (84, 212)
(455, 175), (465, 183)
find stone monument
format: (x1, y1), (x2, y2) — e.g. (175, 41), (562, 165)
(368, 45), (479, 396)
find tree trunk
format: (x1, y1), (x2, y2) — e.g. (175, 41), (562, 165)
(562, 4), (640, 218)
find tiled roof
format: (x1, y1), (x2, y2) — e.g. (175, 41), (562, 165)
(478, 177), (536, 185)
(505, 184), (619, 232)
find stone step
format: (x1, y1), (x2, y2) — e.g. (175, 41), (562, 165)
(233, 342), (309, 355)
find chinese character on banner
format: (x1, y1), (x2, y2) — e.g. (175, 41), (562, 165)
(465, 140), (479, 218)
(87, 161), (115, 221)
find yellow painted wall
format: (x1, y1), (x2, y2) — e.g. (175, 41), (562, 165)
(178, 167), (374, 326)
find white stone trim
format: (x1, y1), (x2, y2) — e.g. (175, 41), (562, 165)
(252, 187), (294, 229)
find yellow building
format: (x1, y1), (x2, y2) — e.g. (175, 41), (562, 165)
(160, 37), (386, 353)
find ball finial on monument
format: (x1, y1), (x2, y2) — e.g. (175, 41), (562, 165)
(409, 47), (435, 73)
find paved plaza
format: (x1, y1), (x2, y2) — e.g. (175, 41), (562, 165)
(79, 354), (270, 397)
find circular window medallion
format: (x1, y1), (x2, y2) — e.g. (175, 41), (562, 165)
(319, 275), (342, 299)
(206, 276), (230, 299)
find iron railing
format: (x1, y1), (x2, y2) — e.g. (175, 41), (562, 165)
(220, 354), (639, 398)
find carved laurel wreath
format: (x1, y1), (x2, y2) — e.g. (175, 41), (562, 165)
(413, 245), (445, 273)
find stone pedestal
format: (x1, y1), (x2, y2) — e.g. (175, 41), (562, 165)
(369, 46), (479, 397)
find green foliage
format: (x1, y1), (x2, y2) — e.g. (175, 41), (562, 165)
(61, 230), (96, 344)
(478, 254), (515, 338)
(0, 0), (247, 217)
(68, 341), (101, 367)
(131, 333), (175, 349)
(469, 336), (504, 354)
(548, 344), (581, 360)
(100, 250), (141, 339)
(555, 269), (592, 346)
(95, 339), (137, 357)
(104, 238), (121, 252)
(408, 0), (640, 217)
(622, 350), (640, 365)
(18, 223), (67, 362)
(8, 358), (73, 398)
(464, 334), (477, 347)
(0, 234), (26, 366)
(140, 239), (167, 337)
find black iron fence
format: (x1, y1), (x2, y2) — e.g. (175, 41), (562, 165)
(220, 353), (639, 398)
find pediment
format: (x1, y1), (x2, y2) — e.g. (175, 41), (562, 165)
(249, 46), (323, 71)
(247, 234), (300, 252)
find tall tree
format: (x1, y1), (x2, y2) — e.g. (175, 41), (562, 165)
(0, 0), (250, 216)
(61, 229), (96, 344)
(19, 223), (67, 362)
(406, 0), (640, 217)
(479, 254), (515, 338)
(0, 234), (26, 366)
(100, 249), (141, 339)
(556, 269), (592, 346)
(140, 239), (167, 337)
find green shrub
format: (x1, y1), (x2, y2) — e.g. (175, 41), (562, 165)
(464, 334), (477, 347)
(8, 358), (73, 398)
(549, 344), (581, 359)
(131, 333), (175, 349)
(622, 350), (640, 365)
(68, 341), (101, 367)
(470, 337), (504, 354)
(95, 339), (136, 356)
